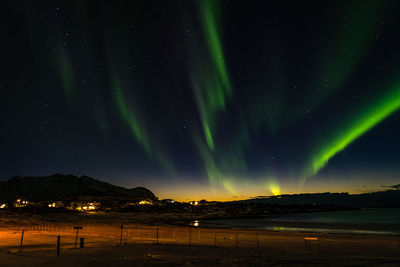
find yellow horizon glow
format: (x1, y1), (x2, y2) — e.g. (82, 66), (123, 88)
(117, 172), (399, 202)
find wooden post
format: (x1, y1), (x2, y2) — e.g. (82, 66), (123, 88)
(156, 227), (159, 245)
(19, 230), (24, 253)
(235, 233), (239, 248)
(80, 237), (84, 248)
(256, 232), (259, 248)
(214, 231), (217, 247)
(57, 236), (60, 256)
(73, 226), (82, 248)
(120, 224), (124, 245)
(189, 228), (192, 246)
(74, 230), (78, 248)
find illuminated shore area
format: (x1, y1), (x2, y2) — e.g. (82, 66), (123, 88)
(1, 191), (399, 265)
(0, 224), (399, 266)
(1, 208), (400, 267)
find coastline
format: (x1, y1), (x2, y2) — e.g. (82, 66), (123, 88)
(1, 207), (399, 236)
(1, 208), (399, 265)
(197, 207), (400, 236)
(1, 224), (399, 266)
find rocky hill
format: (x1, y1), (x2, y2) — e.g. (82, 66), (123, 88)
(245, 190), (400, 208)
(0, 174), (155, 202)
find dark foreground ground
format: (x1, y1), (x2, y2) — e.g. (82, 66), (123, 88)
(1, 224), (399, 267)
(1, 242), (400, 267)
(1, 210), (399, 266)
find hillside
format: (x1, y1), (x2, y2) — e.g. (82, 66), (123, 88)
(0, 174), (155, 202)
(245, 190), (400, 208)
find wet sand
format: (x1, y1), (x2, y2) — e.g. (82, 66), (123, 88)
(1, 239), (399, 266)
(0, 225), (399, 266)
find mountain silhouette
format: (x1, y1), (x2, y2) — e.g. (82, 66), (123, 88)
(0, 174), (155, 202)
(248, 190), (400, 207)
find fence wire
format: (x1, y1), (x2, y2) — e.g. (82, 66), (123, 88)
(0, 223), (399, 256)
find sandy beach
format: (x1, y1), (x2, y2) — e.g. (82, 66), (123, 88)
(0, 223), (399, 266)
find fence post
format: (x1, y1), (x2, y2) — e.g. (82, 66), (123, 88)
(57, 236), (60, 256)
(156, 227), (159, 245)
(235, 233), (239, 248)
(73, 226), (82, 248)
(214, 231), (217, 247)
(119, 224), (124, 245)
(19, 230), (24, 253)
(256, 232), (259, 248)
(75, 230), (78, 248)
(189, 228), (192, 246)
(80, 237), (84, 248)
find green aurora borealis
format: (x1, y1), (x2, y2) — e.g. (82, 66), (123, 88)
(1, 0), (400, 200)
(307, 83), (400, 178)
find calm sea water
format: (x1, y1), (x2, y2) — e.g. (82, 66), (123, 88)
(201, 208), (400, 235)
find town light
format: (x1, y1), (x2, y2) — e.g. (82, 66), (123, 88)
(139, 200), (152, 205)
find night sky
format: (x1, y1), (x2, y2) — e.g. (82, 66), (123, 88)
(1, 0), (400, 200)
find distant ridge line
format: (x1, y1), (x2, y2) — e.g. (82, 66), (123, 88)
(0, 174), (155, 202)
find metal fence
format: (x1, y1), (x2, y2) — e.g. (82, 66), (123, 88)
(0, 223), (398, 256)
(0, 223), (307, 253)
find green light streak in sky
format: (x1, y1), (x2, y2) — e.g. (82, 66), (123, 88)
(193, 80), (226, 150)
(199, 0), (232, 92)
(193, 0), (232, 150)
(308, 85), (400, 177)
(112, 73), (151, 155)
(57, 47), (75, 100)
(194, 119), (249, 194)
(112, 72), (176, 176)
(266, 178), (280, 196)
(195, 132), (222, 185)
(265, 2), (388, 133)
(315, 2), (386, 96)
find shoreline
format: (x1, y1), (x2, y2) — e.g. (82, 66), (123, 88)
(1, 207), (399, 237)
(1, 225), (399, 266)
(174, 207), (400, 236)
(192, 219), (400, 236)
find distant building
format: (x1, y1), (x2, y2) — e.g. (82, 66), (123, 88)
(161, 199), (175, 204)
(14, 199), (29, 207)
(48, 201), (64, 208)
(69, 201), (100, 211)
(139, 200), (153, 205)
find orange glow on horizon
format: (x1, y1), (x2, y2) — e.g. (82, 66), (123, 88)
(155, 183), (389, 202)
(119, 172), (398, 202)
